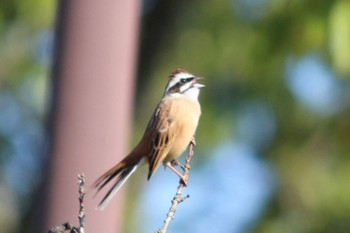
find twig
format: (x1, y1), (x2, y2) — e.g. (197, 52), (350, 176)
(77, 174), (85, 233)
(48, 223), (77, 233)
(48, 174), (86, 233)
(156, 140), (196, 233)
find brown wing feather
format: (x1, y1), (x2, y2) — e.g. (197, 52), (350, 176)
(147, 100), (176, 179)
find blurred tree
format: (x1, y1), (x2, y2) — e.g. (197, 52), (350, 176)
(134, 0), (350, 233)
(0, 1), (55, 233)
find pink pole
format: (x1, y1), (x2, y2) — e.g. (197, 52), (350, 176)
(43, 1), (140, 232)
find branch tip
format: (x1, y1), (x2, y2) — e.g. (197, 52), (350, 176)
(156, 137), (197, 233)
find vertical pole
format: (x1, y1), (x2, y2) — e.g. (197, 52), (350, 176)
(43, 1), (139, 232)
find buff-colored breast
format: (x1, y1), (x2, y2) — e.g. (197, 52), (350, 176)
(163, 97), (201, 162)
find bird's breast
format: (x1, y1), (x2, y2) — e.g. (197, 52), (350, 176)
(164, 97), (201, 162)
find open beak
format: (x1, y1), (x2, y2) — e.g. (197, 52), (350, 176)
(192, 77), (205, 88)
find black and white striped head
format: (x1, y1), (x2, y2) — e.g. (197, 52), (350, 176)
(164, 69), (204, 100)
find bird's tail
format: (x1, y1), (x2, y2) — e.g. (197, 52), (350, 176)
(93, 154), (142, 210)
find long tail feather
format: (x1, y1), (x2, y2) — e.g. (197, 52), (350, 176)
(93, 160), (140, 210)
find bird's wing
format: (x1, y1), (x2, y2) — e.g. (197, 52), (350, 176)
(146, 99), (176, 179)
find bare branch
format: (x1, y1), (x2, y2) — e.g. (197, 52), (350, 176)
(77, 174), (86, 233)
(48, 174), (86, 233)
(156, 139), (196, 233)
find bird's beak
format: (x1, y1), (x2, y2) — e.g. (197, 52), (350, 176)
(192, 77), (205, 88)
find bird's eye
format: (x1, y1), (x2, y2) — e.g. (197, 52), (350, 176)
(180, 78), (187, 84)
(180, 77), (194, 84)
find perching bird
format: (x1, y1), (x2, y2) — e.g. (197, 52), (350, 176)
(93, 69), (204, 209)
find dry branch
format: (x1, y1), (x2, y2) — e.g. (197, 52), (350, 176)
(156, 140), (196, 233)
(48, 174), (86, 233)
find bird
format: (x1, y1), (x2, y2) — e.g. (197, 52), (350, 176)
(93, 68), (204, 209)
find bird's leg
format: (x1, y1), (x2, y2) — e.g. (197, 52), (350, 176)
(166, 162), (188, 186)
(190, 136), (196, 146)
(170, 159), (186, 171)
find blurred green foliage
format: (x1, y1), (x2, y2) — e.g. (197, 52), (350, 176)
(0, 1), (55, 233)
(135, 0), (350, 233)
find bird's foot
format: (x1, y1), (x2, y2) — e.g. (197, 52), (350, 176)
(190, 136), (196, 146)
(171, 159), (186, 171)
(166, 162), (188, 186)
